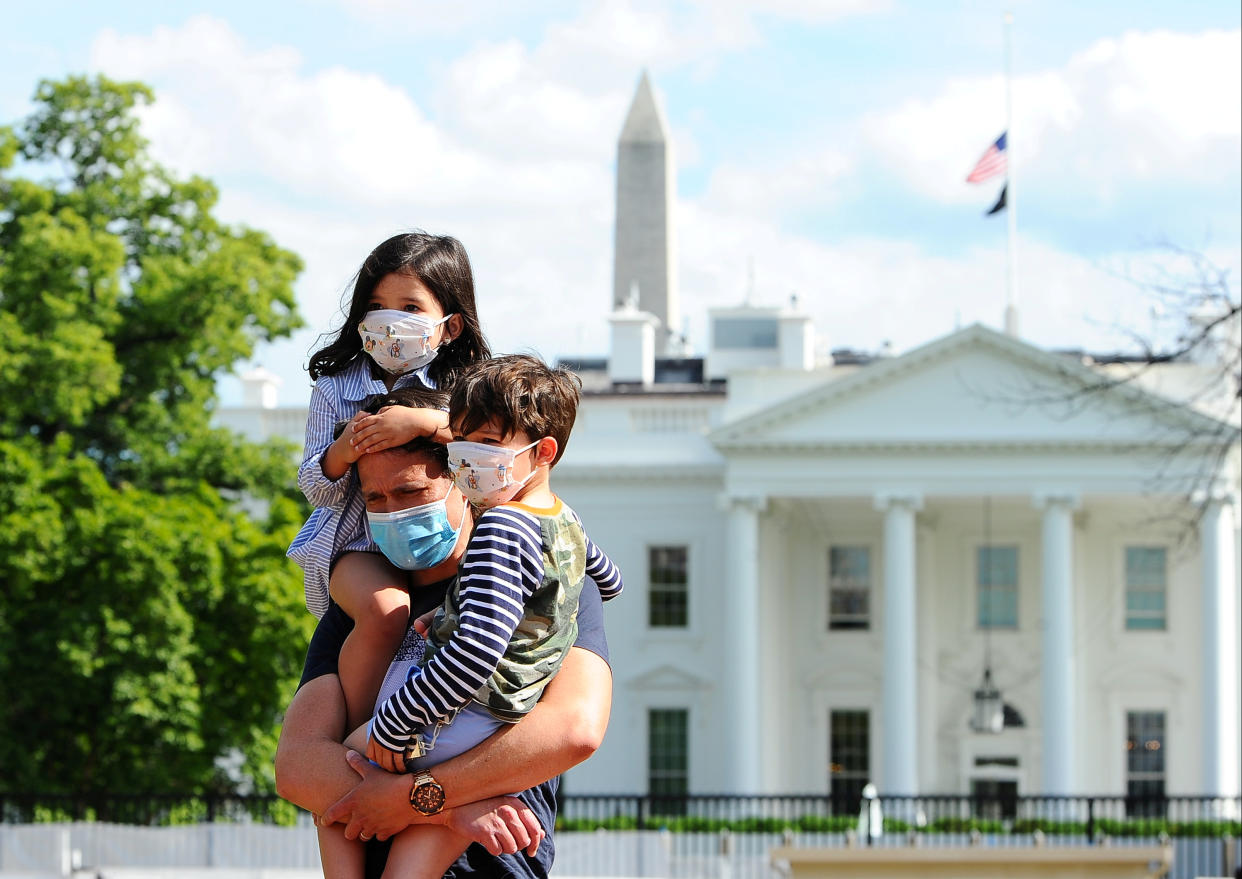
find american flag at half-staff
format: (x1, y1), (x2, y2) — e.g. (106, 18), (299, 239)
(966, 132), (1007, 183)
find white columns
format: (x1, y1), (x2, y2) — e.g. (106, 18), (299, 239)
(720, 494), (766, 794)
(1200, 493), (1240, 797)
(875, 492), (922, 795)
(1034, 493), (1078, 795)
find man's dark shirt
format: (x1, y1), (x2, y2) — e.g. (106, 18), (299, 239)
(298, 574), (610, 879)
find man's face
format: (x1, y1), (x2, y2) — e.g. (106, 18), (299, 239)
(357, 447), (470, 577)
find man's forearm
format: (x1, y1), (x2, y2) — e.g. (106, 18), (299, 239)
(274, 674), (408, 815)
(430, 646), (612, 810)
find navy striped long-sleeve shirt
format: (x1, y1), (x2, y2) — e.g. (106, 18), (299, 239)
(370, 499), (622, 752)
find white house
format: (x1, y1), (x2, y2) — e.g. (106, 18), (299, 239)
(554, 315), (1240, 801)
(221, 74), (1241, 802)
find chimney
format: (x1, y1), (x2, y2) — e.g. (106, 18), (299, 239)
(241, 366), (282, 409)
(608, 299), (659, 387)
(779, 296), (814, 371)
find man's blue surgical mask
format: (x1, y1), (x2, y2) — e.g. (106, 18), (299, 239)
(367, 494), (466, 571)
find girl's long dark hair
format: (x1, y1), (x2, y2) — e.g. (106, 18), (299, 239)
(308, 232), (490, 389)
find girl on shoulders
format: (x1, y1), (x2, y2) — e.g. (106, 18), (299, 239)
(288, 231), (490, 731)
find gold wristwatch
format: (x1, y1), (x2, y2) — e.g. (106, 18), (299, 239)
(409, 770), (446, 815)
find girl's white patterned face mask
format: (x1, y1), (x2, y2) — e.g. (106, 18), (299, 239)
(358, 309), (453, 375)
(446, 439), (539, 509)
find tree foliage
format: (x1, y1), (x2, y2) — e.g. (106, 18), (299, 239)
(0, 76), (314, 805)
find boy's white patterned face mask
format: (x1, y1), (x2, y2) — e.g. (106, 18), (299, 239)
(358, 309), (453, 375)
(446, 439), (539, 509)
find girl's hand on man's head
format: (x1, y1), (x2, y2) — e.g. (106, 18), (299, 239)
(351, 405), (434, 455)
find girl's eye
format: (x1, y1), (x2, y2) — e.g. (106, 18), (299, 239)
(403, 305), (421, 312)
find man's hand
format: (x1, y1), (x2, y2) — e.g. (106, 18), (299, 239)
(319, 750), (414, 841)
(444, 796), (544, 857)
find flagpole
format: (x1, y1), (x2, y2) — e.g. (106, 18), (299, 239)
(1003, 11), (1019, 337)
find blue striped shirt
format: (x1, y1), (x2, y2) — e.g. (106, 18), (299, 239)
(286, 356), (432, 617)
(370, 499), (622, 752)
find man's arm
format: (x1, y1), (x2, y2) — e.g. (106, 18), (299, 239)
(274, 674), (408, 817)
(433, 643), (612, 808)
(274, 674), (544, 850)
(318, 644), (611, 830)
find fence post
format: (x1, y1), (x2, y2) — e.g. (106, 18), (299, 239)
(637, 795), (646, 832)
(1085, 797), (1095, 845)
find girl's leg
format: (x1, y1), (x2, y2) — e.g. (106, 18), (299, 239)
(331, 551), (411, 732)
(317, 822), (365, 879)
(382, 825), (472, 879)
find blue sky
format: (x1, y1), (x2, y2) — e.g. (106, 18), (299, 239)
(4, 1), (1239, 405)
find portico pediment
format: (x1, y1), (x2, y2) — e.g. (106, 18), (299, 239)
(628, 663), (712, 691)
(710, 324), (1229, 452)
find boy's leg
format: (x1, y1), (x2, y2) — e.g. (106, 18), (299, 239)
(330, 551), (411, 732)
(317, 821), (366, 879)
(382, 825), (472, 879)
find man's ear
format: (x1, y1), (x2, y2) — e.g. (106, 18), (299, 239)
(535, 436), (558, 466)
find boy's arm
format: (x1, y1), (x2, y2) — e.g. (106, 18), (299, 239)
(368, 509), (539, 763)
(318, 644), (612, 835)
(584, 536), (623, 600)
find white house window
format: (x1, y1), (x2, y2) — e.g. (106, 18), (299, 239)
(648, 546), (688, 628)
(648, 708), (689, 804)
(828, 546), (871, 630)
(1125, 546), (1167, 631)
(1126, 711), (1166, 816)
(829, 710), (870, 811)
(977, 545), (1018, 629)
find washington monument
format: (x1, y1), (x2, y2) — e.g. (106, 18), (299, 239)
(612, 71), (680, 355)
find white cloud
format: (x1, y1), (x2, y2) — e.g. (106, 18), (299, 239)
(861, 28), (1241, 204)
(91, 15), (608, 213)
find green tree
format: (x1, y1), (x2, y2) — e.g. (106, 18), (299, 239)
(0, 76), (313, 807)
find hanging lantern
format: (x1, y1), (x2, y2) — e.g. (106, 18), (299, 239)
(971, 667), (1005, 734)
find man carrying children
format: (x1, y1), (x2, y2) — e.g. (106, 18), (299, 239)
(276, 356), (618, 879)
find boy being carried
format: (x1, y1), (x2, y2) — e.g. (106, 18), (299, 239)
(337, 354), (621, 879)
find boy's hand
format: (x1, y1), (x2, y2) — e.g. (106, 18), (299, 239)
(352, 406), (449, 454)
(444, 796), (544, 856)
(365, 731), (409, 774)
(412, 608), (438, 638)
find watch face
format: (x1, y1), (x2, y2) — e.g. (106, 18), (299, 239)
(411, 776), (446, 815)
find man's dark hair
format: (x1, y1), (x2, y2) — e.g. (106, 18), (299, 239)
(333, 385), (450, 470)
(448, 354), (581, 465)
